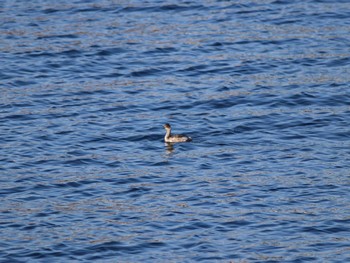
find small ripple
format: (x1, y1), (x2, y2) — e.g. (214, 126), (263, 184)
(95, 47), (126, 56)
(130, 67), (170, 77)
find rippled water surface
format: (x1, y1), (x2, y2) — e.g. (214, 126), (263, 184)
(1, 0), (350, 262)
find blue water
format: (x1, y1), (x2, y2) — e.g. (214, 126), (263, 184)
(1, 0), (350, 262)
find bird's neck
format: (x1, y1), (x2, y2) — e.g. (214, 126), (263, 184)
(165, 129), (171, 139)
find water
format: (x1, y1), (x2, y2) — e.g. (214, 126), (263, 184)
(1, 0), (350, 262)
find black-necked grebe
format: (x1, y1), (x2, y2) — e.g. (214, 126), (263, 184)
(163, 123), (192, 143)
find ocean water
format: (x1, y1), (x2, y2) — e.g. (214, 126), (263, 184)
(1, 0), (350, 262)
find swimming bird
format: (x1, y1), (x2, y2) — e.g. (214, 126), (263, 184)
(163, 123), (192, 143)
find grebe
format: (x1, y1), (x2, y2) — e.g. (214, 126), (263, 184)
(163, 123), (192, 143)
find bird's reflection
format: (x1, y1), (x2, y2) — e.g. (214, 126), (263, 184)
(165, 142), (175, 154)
